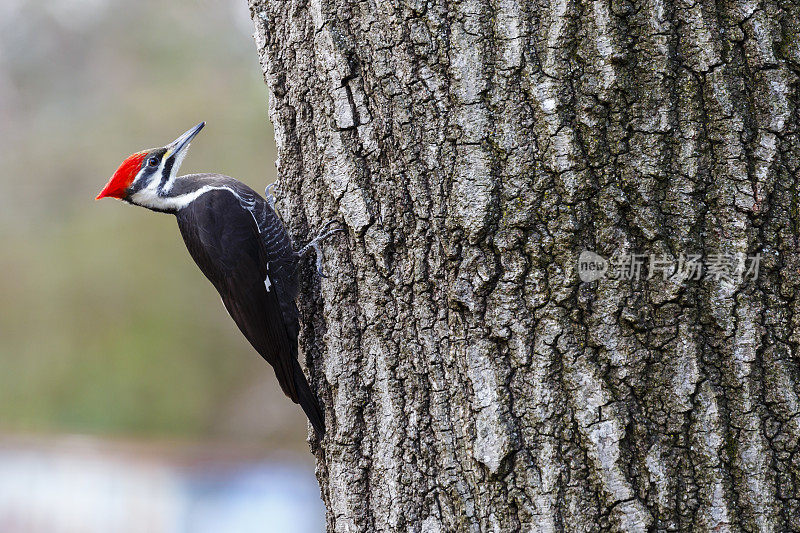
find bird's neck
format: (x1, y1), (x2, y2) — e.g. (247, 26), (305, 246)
(129, 176), (219, 213)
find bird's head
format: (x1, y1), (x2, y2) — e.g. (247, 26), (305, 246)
(96, 122), (205, 205)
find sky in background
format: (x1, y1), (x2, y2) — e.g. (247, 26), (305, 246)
(0, 0), (311, 448)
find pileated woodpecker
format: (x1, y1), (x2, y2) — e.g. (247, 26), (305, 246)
(96, 122), (338, 436)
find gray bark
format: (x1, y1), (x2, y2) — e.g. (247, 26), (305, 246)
(248, 0), (800, 531)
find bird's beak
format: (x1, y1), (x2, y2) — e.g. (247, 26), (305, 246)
(164, 121), (205, 159)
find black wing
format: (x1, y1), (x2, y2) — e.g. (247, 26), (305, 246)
(175, 189), (324, 434)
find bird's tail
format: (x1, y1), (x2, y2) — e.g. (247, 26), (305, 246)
(292, 359), (326, 437)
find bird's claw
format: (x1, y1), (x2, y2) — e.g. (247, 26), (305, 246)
(298, 220), (345, 277)
(310, 242), (328, 277)
(265, 183), (277, 210)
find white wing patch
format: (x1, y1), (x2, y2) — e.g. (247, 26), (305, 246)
(263, 262), (271, 292)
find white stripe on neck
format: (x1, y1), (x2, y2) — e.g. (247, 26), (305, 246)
(161, 147), (190, 194)
(131, 184), (238, 212)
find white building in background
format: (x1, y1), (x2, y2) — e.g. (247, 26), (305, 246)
(0, 438), (324, 533)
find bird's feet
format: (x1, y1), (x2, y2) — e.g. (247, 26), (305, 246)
(265, 182), (277, 211)
(298, 220), (345, 277)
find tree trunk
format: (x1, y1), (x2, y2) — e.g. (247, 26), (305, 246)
(248, 0), (800, 530)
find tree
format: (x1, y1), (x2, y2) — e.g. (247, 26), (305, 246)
(248, 0), (800, 530)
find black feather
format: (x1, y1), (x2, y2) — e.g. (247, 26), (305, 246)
(174, 181), (324, 436)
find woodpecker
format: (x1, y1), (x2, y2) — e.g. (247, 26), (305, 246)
(96, 122), (339, 436)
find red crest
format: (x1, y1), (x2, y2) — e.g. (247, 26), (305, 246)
(96, 152), (147, 200)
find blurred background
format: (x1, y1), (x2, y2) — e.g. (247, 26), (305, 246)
(0, 1), (324, 531)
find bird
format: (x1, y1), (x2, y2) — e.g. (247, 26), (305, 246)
(95, 122), (340, 436)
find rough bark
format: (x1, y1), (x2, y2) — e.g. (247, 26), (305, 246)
(248, 0), (800, 530)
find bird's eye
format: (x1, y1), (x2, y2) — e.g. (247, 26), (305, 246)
(147, 157), (159, 167)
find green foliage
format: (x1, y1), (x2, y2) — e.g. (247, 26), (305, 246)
(0, 0), (285, 440)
